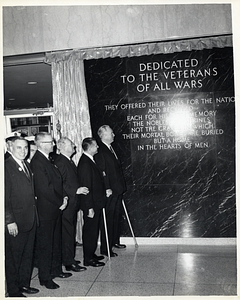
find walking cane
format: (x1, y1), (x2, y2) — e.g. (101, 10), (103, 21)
(102, 208), (111, 260)
(122, 199), (138, 247)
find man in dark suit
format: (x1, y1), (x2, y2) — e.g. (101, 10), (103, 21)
(5, 136), (39, 297)
(30, 132), (72, 290)
(95, 125), (127, 257)
(54, 137), (89, 272)
(77, 137), (107, 267)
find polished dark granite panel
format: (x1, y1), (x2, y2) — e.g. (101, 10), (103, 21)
(121, 183), (220, 237)
(84, 47), (235, 237)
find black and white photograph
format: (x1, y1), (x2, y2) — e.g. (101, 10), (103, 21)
(2, 0), (239, 299)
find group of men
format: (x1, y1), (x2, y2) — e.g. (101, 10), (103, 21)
(5, 125), (126, 297)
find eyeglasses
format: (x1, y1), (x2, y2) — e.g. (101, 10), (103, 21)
(41, 141), (54, 144)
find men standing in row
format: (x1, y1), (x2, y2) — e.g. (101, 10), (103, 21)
(77, 138), (106, 267)
(5, 136), (39, 297)
(95, 125), (127, 257)
(55, 137), (88, 272)
(30, 132), (72, 290)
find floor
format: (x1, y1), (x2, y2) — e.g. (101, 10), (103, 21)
(29, 243), (237, 297)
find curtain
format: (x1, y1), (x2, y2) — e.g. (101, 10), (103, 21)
(46, 34), (232, 61)
(49, 57), (92, 164)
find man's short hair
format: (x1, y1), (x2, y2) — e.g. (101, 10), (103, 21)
(82, 137), (96, 151)
(56, 137), (70, 151)
(35, 132), (52, 143)
(97, 125), (110, 139)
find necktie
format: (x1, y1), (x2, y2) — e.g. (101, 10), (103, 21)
(110, 146), (118, 159)
(22, 161), (30, 178)
(70, 159), (78, 173)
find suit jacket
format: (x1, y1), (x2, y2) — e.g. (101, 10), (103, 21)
(5, 156), (36, 232)
(54, 153), (79, 210)
(95, 141), (126, 195)
(77, 153), (106, 212)
(30, 150), (64, 220)
(4, 151), (11, 160)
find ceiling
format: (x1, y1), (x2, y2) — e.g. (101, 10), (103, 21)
(3, 53), (53, 112)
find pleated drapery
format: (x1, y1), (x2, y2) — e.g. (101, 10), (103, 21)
(46, 34), (232, 62)
(49, 57), (92, 164)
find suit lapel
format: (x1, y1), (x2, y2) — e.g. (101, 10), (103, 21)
(83, 153), (103, 177)
(91, 157), (104, 177)
(24, 160), (33, 181)
(9, 156), (31, 181)
(60, 154), (77, 174)
(102, 142), (120, 165)
(36, 150), (60, 177)
(68, 157), (78, 174)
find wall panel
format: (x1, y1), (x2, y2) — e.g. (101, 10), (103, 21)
(3, 4), (232, 56)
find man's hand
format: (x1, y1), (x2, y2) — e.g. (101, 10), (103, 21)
(106, 189), (112, 197)
(59, 196), (68, 210)
(7, 222), (18, 237)
(87, 208), (94, 218)
(76, 187), (89, 195)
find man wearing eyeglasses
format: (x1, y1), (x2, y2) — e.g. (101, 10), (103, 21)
(30, 132), (72, 290)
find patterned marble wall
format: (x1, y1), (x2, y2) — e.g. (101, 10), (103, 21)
(84, 47), (235, 238)
(3, 4), (232, 56)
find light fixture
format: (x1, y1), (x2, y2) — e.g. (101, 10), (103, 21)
(27, 81), (37, 85)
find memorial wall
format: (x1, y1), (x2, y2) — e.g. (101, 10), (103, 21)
(84, 46), (235, 238)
